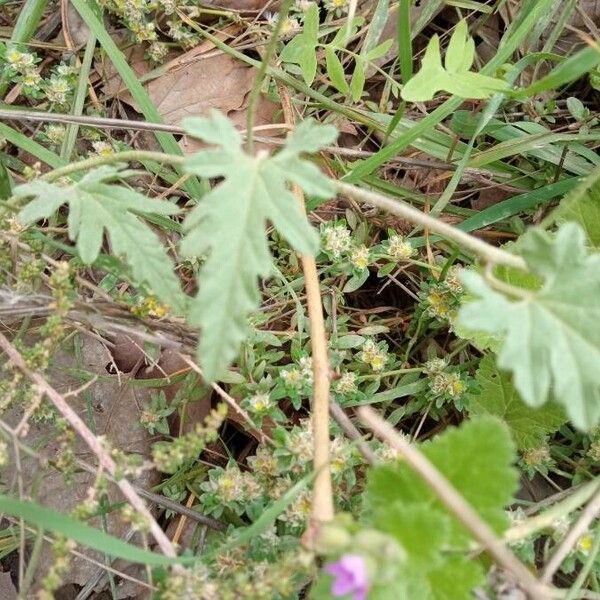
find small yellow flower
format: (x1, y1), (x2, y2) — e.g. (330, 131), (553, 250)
(350, 245), (370, 270)
(577, 534), (594, 555)
(92, 141), (115, 157)
(388, 235), (415, 261)
(426, 289), (452, 319)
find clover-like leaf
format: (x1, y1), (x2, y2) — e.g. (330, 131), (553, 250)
(458, 223), (600, 430)
(280, 2), (319, 85)
(181, 111), (337, 380)
(15, 166), (185, 313)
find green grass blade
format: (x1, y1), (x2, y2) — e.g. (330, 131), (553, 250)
(410, 177), (580, 248)
(0, 123), (66, 169)
(0, 495), (194, 566)
(519, 46), (600, 97)
(61, 36), (98, 161)
(69, 0), (204, 198)
(344, 0), (556, 182)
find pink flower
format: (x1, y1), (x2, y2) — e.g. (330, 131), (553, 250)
(324, 554), (369, 600)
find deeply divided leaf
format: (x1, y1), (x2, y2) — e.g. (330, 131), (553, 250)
(15, 167), (185, 313)
(365, 417), (516, 598)
(181, 111), (337, 380)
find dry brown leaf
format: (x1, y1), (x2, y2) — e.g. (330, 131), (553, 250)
(101, 44), (278, 154)
(4, 336), (159, 596)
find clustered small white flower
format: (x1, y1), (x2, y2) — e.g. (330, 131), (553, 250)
(91, 141), (115, 157)
(335, 371), (357, 395)
(45, 125), (66, 146)
(211, 467), (245, 503)
(247, 392), (272, 413)
(359, 339), (388, 372)
(288, 420), (313, 466)
(323, 225), (352, 258)
(280, 489), (311, 526)
(45, 77), (71, 105)
(280, 356), (313, 389)
(350, 245), (370, 270)
(248, 446), (279, 477)
(387, 234), (415, 261)
(430, 371), (466, 398)
(424, 357), (447, 375)
(330, 437), (351, 474)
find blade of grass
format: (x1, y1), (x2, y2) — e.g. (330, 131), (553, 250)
(0, 495), (193, 566)
(344, 0), (556, 183)
(361, 0), (391, 56)
(61, 36), (98, 160)
(0, 123), (67, 169)
(519, 46), (600, 98)
(409, 177), (580, 248)
(69, 0), (205, 198)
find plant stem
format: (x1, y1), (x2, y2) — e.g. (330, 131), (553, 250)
(336, 181), (528, 270)
(564, 527), (600, 600)
(542, 486), (600, 584)
(358, 406), (551, 600)
(246, 0), (293, 154)
(278, 84), (334, 533)
(42, 150), (185, 182)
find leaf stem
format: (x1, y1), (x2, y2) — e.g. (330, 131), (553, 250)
(41, 150), (185, 182)
(542, 486), (600, 584)
(246, 0), (294, 154)
(336, 181), (528, 270)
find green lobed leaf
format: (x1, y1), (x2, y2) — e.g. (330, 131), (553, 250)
(366, 417), (518, 542)
(365, 417), (515, 598)
(401, 22), (508, 102)
(280, 2), (319, 85)
(468, 355), (566, 450)
(15, 167), (185, 313)
(182, 111), (336, 380)
(458, 223), (600, 430)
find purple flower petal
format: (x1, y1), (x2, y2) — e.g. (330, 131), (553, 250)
(324, 554), (370, 600)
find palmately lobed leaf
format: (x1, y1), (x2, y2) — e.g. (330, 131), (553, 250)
(364, 416), (516, 599)
(400, 20), (509, 103)
(366, 417), (518, 542)
(458, 223), (600, 430)
(15, 167), (185, 313)
(182, 111), (337, 380)
(468, 355), (566, 450)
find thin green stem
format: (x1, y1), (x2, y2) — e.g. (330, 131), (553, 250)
(246, 0), (293, 154)
(42, 150), (185, 182)
(61, 35), (98, 161)
(398, 0), (412, 84)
